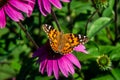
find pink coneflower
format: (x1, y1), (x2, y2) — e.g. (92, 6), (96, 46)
(0, 0), (35, 28)
(33, 43), (87, 79)
(38, 0), (71, 16)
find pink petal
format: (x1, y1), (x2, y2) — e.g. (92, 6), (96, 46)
(39, 59), (48, 74)
(4, 4), (24, 22)
(74, 44), (88, 54)
(47, 60), (53, 76)
(61, 0), (71, 2)
(9, 0), (31, 14)
(27, 0), (35, 17)
(49, 0), (62, 9)
(43, 0), (51, 13)
(0, 8), (6, 28)
(63, 56), (75, 74)
(58, 57), (68, 77)
(53, 59), (59, 79)
(66, 53), (81, 68)
(38, 0), (49, 16)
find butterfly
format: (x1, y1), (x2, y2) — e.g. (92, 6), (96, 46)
(42, 24), (88, 55)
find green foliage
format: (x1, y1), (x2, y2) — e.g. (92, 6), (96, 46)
(87, 17), (112, 38)
(0, 0), (120, 80)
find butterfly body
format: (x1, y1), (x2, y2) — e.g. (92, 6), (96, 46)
(42, 24), (88, 55)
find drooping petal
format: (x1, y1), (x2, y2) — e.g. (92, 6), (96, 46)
(27, 0), (35, 17)
(49, 0), (62, 9)
(74, 44), (88, 54)
(43, 0), (51, 13)
(9, 0), (31, 14)
(53, 59), (59, 79)
(61, 0), (71, 2)
(47, 59), (53, 76)
(58, 56), (68, 77)
(66, 53), (81, 68)
(0, 8), (6, 28)
(63, 56), (75, 74)
(38, 0), (49, 16)
(39, 58), (48, 74)
(4, 4), (24, 21)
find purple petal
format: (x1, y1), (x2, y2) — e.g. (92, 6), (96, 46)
(58, 56), (68, 77)
(53, 59), (59, 79)
(47, 59), (53, 76)
(39, 58), (48, 74)
(62, 56), (75, 74)
(49, 0), (62, 9)
(74, 44), (88, 54)
(27, 0), (35, 17)
(38, 0), (49, 16)
(66, 53), (81, 68)
(4, 4), (24, 22)
(0, 8), (6, 28)
(9, 0), (31, 14)
(43, 0), (51, 13)
(33, 47), (46, 57)
(61, 0), (71, 2)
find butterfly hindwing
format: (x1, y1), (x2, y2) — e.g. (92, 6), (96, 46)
(60, 33), (88, 54)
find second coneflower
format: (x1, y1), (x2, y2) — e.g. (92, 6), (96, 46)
(38, 0), (71, 16)
(0, 0), (35, 28)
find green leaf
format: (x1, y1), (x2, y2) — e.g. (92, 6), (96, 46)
(87, 17), (112, 38)
(0, 64), (16, 80)
(91, 74), (114, 80)
(109, 44), (120, 61)
(0, 28), (9, 38)
(73, 73), (83, 80)
(102, 8), (113, 17)
(111, 68), (120, 80)
(109, 0), (115, 9)
(35, 75), (53, 80)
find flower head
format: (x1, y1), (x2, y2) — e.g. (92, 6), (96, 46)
(97, 54), (112, 70)
(0, 0), (35, 28)
(33, 42), (87, 79)
(38, 0), (71, 16)
(93, 0), (109, 8)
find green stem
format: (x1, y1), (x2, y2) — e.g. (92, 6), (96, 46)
(114, 0), (119, 45)
(51, 8), (61, 31)
(91, 0), (102, 17)
(17, 22), (39, 49)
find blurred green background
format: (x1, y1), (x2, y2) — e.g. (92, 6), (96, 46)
(0, 0), (120, 80)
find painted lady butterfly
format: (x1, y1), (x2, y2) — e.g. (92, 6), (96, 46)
(42, 24), (88, 55)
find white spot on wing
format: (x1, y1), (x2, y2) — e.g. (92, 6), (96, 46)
(78, 34), (81, 39)
(48, 25), (51, 30)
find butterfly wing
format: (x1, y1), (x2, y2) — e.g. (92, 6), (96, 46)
(42, 24), (88, 55)
(60, 33), (88, 54)
(42, 24), (60, 53)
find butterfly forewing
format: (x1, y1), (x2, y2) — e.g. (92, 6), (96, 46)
(42, 24), (60, 53)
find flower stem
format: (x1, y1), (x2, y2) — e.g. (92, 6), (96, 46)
(114, 0), (119, 44)
(51, 8), (61, 31)
(17, 22), (39, 49)
(85, 10), (98, 36)
(91, 0), (102, 17)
